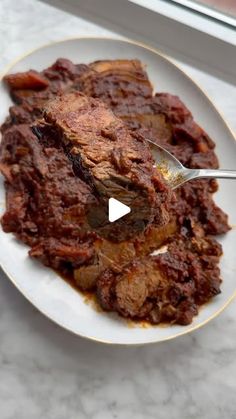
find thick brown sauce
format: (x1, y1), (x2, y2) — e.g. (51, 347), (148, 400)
(0, 58), (230, 327)
(58, 270), (103, 310)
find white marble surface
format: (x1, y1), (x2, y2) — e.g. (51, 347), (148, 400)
(0, 0), (236, 418)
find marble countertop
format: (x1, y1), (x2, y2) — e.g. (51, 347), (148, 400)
(0, 0), (235, 418)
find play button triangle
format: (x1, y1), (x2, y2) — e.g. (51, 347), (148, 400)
(108, 197), (131, 223)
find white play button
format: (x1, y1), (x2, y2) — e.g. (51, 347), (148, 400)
(108, 197), (131, 223)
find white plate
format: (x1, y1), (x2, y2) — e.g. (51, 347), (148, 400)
(0, 37), (236, 345)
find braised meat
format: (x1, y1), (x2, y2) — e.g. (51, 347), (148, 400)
(0, 58), (230, 326)
(0, 124), (97, 273)
(97, 234), (222, 325)
(42, 92), (172, 240)
(78, 59), (153, 101)
(73, 221), (177, 291)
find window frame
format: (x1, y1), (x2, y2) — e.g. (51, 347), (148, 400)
(169, 0), (236, 26)
(42, 0), (236, 83)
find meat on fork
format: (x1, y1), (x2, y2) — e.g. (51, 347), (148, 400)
(43, 92), (172, 241)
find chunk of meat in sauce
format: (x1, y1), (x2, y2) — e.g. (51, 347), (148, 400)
(0, 124), (97, 245)
(96, 235), (222, 325)
(43, 92), (172, 241)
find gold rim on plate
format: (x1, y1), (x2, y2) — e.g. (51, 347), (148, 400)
(0, 36), (235, 345)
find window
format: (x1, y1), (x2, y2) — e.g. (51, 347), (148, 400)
(45, 0), (236, 81)
(170, 0), (236, 26)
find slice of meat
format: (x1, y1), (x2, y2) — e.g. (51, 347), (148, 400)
(113, 97), (173, 142)
(43, 92), (172, 241)
(79, 59), (153, 102)
(135, 219), (177, 255)
(115, 259), (167, 318)
(96, 233), (221, 325)
(73, 218), (177, 291)
(74, 263), (102, 291)
(74, 238), (136, 290)
(97, 239), (136, 271)
(96, 257), (171, 319)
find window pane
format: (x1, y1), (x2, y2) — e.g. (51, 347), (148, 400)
(195, 0), (236, 18)
(170, 0), (236, 23)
